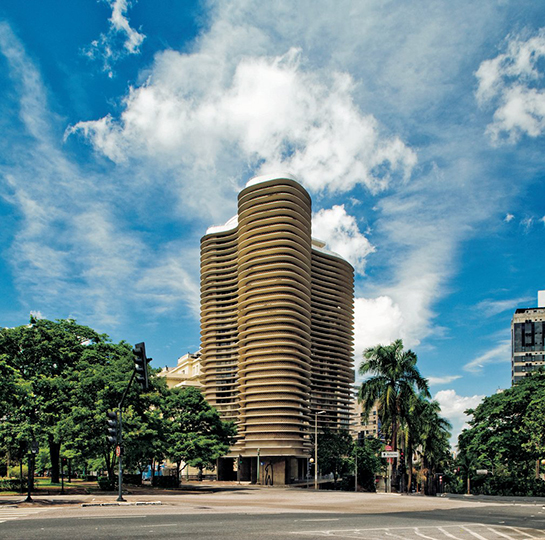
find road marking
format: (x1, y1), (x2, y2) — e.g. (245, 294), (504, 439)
(384, 530), (409, 539)
(509, 527), (540, 538)
(414, 528), (439, 539)
(79, 515), (148, 520)
(462, 525), (491, 540)
(298, 518), (340, 522)
(486, 526), (516, 539)
(0, 507), (50, 524)
(438, 527), (464, 539)
(291, 523), (545, 539)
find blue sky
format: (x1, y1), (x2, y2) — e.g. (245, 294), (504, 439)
(1, 0), (544, 442)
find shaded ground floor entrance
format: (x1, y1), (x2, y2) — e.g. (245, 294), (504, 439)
(217, 456), (308, 485)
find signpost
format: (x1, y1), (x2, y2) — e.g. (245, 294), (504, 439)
(382, 448), (397, 493)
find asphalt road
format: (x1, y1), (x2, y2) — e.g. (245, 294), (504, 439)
(2, 487), (545, 539)
(2, 507), (545, 539)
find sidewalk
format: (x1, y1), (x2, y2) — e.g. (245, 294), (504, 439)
(1, 483), (544, 512)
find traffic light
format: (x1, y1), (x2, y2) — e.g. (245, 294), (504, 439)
(133, 342), (149, 390)
(400, 450), (405, 462)
(106, 410), (118, 445)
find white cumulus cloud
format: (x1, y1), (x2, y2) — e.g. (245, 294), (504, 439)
(354, 296), (405, 360)
(476, 28), (545, 143)
(69, 47), (416, 197)
(312, 205), (375, 274)
(435, 389), (485, 447)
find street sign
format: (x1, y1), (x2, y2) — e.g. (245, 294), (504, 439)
(385, 445), (392, 451)
(476, 469), (488, 475)
(381, 451), (399, 458)
(115, 445), (122, 457)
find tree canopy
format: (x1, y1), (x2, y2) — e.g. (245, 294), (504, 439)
(457, 371), (545, 496)
(0, 317), (235, 488)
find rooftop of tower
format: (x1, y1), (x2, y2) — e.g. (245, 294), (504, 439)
(245, 171), (299, 188)
(204, 173), (349, 264)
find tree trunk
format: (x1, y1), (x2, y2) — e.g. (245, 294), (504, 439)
(104, 449), (115, 485)
(49, 438), (60, 484)
(407, 443), (413, 494)
(29, 453), (36, 491)
(176, 460), (181, 488)
(151, 459), (156, 485)
(391, 417), (399, 491)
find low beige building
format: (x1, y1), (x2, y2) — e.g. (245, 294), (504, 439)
(351, 393), (381, 440)
(157, 351), (203, 389)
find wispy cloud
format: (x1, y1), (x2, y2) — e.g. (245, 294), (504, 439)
(475, 296), (533, 317)
(83, 0), (145, 78)
(428, 375), (462, 385)
(463, 340), (511, 374)
(0, 22), (198, 327)
(504, 213), (515, 222)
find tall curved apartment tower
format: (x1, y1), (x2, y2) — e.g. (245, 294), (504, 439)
(200, 174), (354, 484)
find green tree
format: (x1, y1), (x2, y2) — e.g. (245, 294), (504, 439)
(457, 372), (545, 495)
(358, 339), (429, 491)
(0, 318), (106, 483)
(404, 395), (451, 494)
(314, 429), (353, 485)
(354, 436), (383, 492)
(164, 387), (236, 485)
(60, 339), (145, 484)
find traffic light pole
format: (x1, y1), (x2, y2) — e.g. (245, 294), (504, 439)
(117, 407), (124, 502)
(116, 369), (135, 502)
(107, 343), (149, 502)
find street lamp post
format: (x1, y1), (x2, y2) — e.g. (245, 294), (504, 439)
(24, 440), (38, 503)
(354, 446), (358, 492)
(314, 410), (326, 490)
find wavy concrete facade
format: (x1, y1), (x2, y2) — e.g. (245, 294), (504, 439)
(200, 174), (354, 477)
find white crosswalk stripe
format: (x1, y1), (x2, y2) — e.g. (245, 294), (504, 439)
(292, 523), (545, 539)
(0, 506), (50, 524)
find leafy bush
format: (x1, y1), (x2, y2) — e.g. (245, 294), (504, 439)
(8, 465), (27, 478)
(123, 473), (142, 486)
(0, 478), (26, 491)
(152, 475), (178, 488)
(97, 477), (116, 491)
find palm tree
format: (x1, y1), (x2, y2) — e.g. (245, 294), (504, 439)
(358, 339), (430, 491)
(416, 398), (452, 494)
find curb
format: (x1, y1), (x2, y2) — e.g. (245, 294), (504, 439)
(81, 501), (162, 507)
